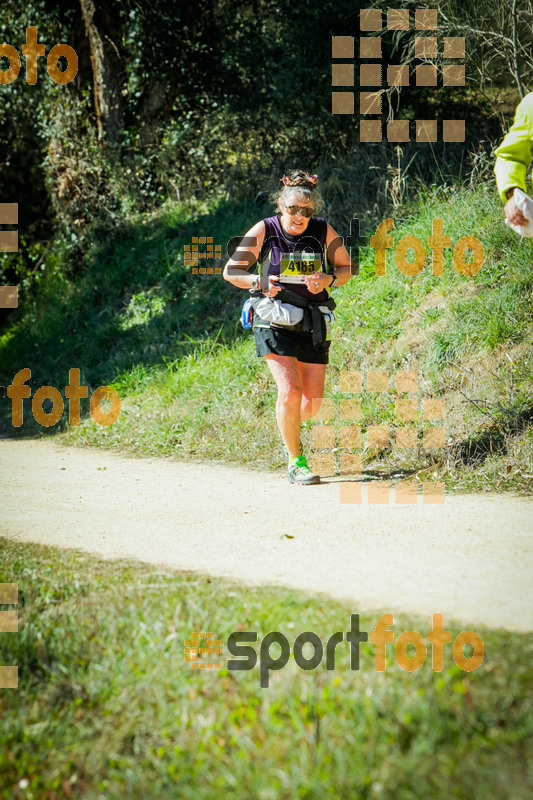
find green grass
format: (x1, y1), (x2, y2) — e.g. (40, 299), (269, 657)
(69, 336), (278, 466)
(0, 538), (532, 799)
(1, 184), (533, 492)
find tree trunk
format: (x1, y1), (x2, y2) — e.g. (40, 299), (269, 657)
(78, 0), (126, 149)
(138, 80), (174, 148)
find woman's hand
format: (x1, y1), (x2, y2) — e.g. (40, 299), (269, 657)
(264, 276), (282, 298)
(304, 271), (331, 294)
(504, 192), (528, 226)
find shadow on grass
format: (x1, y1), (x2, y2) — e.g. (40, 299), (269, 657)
(451, 405), (533, 465)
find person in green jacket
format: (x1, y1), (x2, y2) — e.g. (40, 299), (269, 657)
(494, 92), (533, 227)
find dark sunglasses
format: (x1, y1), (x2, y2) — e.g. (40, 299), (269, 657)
(284, 205), (314, 218)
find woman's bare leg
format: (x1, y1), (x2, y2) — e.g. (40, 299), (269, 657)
(297, 361), (327, 421)
(264, 356), (327, 457)
(264, 354), (302, 458)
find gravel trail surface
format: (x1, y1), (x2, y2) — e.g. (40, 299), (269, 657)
(1, 438), (532, 632)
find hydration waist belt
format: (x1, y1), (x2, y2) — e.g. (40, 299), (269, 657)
(251, 288), (336, 346)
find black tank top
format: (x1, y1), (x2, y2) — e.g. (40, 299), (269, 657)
(259, 214), (330, 302)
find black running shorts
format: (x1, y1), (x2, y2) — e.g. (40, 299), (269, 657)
(253, 325), (331, 364)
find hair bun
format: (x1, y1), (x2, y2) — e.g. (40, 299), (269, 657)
(272, 169), (324, 214)
(281, 171), (318, 189)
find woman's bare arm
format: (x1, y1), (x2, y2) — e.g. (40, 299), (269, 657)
(223, 220), (266, 290)
(326, 223), (354, 287)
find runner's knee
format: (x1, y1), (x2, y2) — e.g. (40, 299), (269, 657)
(277, 382), (302, 407)
(301, 395), (321, 419)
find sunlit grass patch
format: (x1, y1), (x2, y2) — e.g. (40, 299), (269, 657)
(1, 539), (532, 798)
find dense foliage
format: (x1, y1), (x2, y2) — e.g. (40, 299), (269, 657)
(0, 0), (518, 302)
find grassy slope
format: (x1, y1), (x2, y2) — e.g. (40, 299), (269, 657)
(0, 537), (531, 799)
(1, 185), (532, 492)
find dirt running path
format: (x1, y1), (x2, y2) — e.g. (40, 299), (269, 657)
(1, 438), (532, 632)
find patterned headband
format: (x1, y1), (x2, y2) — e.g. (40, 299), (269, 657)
(281, 174), (318, 186)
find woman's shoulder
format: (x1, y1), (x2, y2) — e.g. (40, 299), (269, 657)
(309, 215), (328, 240)
(247, 218), (267, 232)
(261, 215), (284, 240)
(242, 218), (267, 241)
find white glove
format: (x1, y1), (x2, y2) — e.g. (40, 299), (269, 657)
(505, 188), (533, 237)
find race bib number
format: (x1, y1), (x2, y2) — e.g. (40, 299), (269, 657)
(279, 252), (322, 284)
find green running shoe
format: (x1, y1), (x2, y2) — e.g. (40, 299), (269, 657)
(281, 440), (304, 463)
(288, 456), (320, 485)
